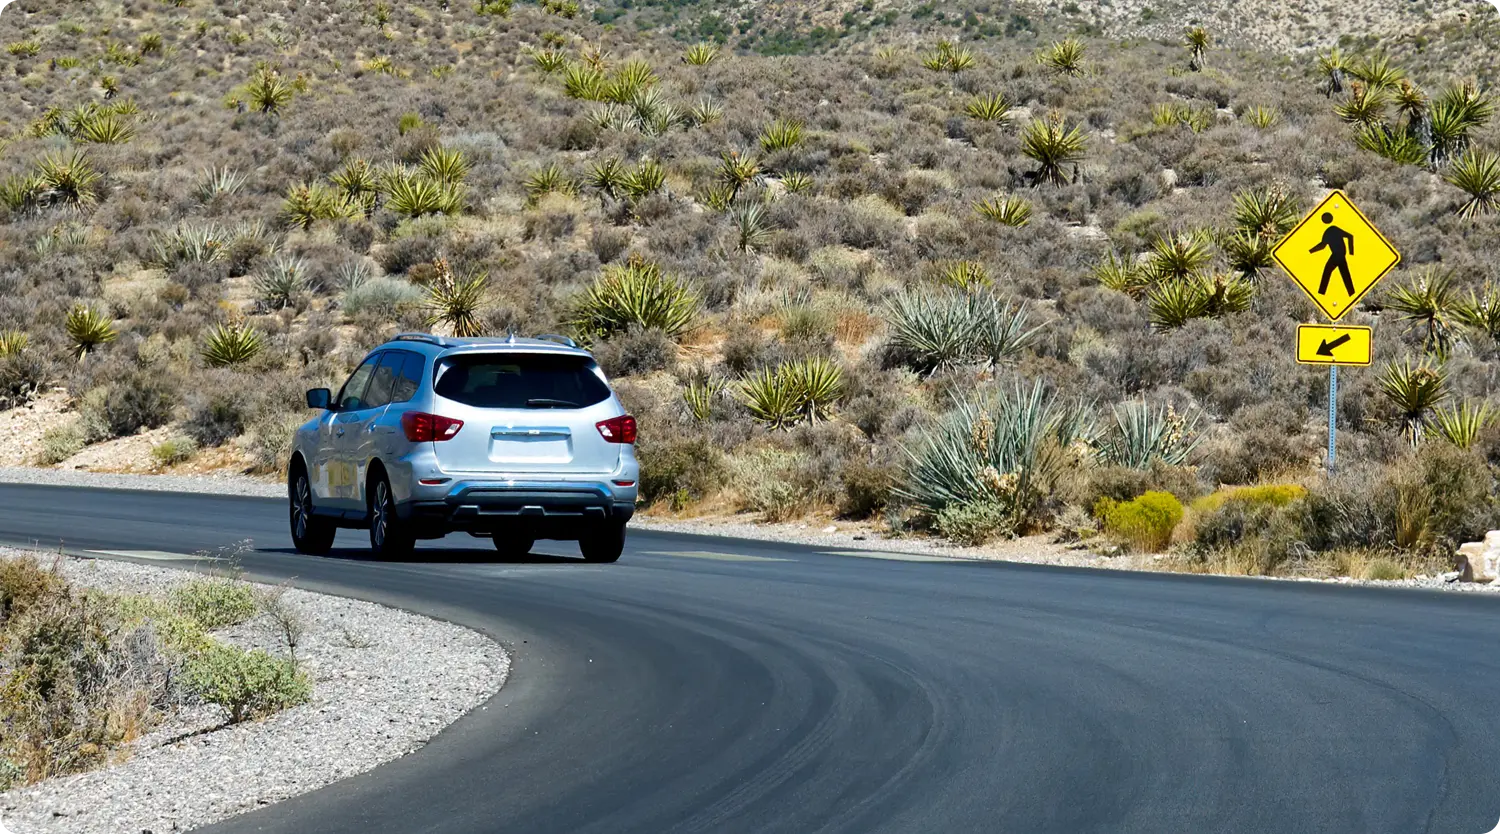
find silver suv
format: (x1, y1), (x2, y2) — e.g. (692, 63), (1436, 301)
(287, 333), (639, 562)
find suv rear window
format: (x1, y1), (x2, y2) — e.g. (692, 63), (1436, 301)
(433, 353), (611, 409)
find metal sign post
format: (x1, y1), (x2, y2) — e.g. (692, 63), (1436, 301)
(1327, 366), (1337, 475)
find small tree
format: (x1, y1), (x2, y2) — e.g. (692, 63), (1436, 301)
(1185, 27), (1210, 72)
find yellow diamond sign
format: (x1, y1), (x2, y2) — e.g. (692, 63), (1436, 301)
(1273, 189), (1401, 322)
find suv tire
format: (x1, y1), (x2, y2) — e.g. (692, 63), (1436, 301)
(290, 466), (336, 555)
(579, 522), (625, 564)
(369, 474), (416, 559)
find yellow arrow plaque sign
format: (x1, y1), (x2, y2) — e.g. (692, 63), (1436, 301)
(1273, 190), (1401, 322)
(1296, 324), (1372, 366)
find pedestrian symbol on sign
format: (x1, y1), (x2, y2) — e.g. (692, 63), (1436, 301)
(1311, 213), (1355, 296)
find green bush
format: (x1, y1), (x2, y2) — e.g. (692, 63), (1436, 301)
(934, 500), (1009, 546)
(637, 437), (726, 508)
(1096, 491), (1184, 552)
(171, 578), (257, 630)
(151, 436), (198, 467)
(183, 644), (310, 724)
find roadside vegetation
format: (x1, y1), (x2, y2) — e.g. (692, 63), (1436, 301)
(2, 0), (1500, 577)
(0, 551), (308, 789)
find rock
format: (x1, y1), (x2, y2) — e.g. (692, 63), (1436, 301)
(1455, 539), (1500, 583)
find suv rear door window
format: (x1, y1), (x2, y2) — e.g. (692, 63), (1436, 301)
(392, 351), (426, 403)
(434, 353), (611, 409)
(364, 353), (400, 410)
(336, 354), (381, 411)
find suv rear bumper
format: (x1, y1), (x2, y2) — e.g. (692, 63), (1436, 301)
(397, 479), (636, 537)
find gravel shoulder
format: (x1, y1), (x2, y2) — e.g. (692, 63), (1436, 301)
(0, 548), (509, 834)
(2, 465), (1496, 594)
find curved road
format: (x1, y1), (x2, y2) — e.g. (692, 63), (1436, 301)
(1, 482), (1497, 833)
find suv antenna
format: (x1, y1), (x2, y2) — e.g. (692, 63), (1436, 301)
(506, 328), (517, 344)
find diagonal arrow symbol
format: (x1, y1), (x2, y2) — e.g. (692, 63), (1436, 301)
(1316, 333), (1352, 357)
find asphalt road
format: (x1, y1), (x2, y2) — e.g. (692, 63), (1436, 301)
(1, 482), (1497, 833)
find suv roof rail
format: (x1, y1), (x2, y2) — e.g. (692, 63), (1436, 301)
(534, 333), (578, 348)
(393, 333), (449, 347)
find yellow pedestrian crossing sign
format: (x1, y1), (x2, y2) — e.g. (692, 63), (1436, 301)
(1273, 190), (1401, 322)
(1296, 324), (1372, 366)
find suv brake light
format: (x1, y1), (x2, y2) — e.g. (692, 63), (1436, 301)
(402, 412), (464, 442)
(596, 415), (637, 444)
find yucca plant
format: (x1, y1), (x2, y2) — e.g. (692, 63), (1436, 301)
(784, 357), (845, 423)
(605, 60), (659, 104)
(524, 162), (577, 207)
(386, 174), (462, 216)
(281, 182), (349, 230)
(921, 40), (974, 74)
(0, 330), (29, 357)
(1244, 105), (1281, 129)
(1428, 81), (1494, 166)
(99, 76), (120, 99)
(1318, 47), (1347, 96)
(1232, 186), (1300, 240)
(331, 158), (379, 202)
(397, 112), (426, 135)
(475, 0), (512, 15)
(1455, 284), (1500, 342)
(623, 160), (666, 200)
(66, 305), (117, 360)
(1385, 269), (1459, 357)
(759, 118), (805, 153)
(1379, 359), (1448, 444)
(1432, 399), (1494, 449)
(139, 32), (164, 54)
(1036, 38), (1086, 77)
(1020, 114), (1086, 187)
(530, 48), (568, 74)
(733, 203), (774, 253)
(1094, 251), (1150, 296)
(963, 92), (1012, 122)
(1146, 279), (1210, 330)
(718, 151), (761, 200)
(683, 377), (726, 421)
(935, 260), (991, 293)
(628, 87), (681, 136)
(1151, 102), (1213, 133)
(1196, 273), (1255, 318)
(244, 66), (294, 115)
(885, 290), (1037, 373)
(896, 381), (1094, 536)
(255, 256), (315, 310)
(586, 158), (628, 202)
(561, 63), (607, 100)
(419, 146), (471, 186)
(571, 257), (701, 342)
(34, 151), (102, 209)
(423, 262), (488, 337)
(738, 366), (803, 431)
(973, 194), (1032, 226)
(1146, 230), (1214, 281)
(971, 296), (1040, 367)
(682, 42), (719, 66)
(1335, 82), (1389, 128)
(1098, 401), (1201, 469)
(74, 111), (135, 145)
(1350, 53), (1406, 92)
(195, 166), (248, 203)
(1220, 231), (1275, 277)
(1444, 148), (1500, 218)
(689, 97), (724, 126)
(1355, 124), (1428, 166)
(1184, 26), (1211, 72)
(0, 174), (42, 215)
(201, 322), (266, 367)
(541, 0), (579, 18)
(780, 172), (813, 195)
(151, 223), (226, 268)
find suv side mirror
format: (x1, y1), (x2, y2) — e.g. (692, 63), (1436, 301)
(306, 388), (332, 410)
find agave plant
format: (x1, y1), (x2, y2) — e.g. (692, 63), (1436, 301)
(423, 263), (488, 338)
(1094, 251), (1149, 296)
(758, 118), (805, 153)
(921, 40), (974, 74)
(1379, 358), (1448, 444)
(1432, 399), (1494, 449)
(66, 305), (117, 360)
(935, 260), (991, 293)
(571, 257), (701, 342)
(689, 97), (724, 126)
(733, 203), (775, 254)
(0, 330), (29, 357)
(196, 166), (248, 203)
(1244, 105), (1281, 129)
(1385, 269), (1459, 357)
(1097, 401), (1201, 469)
(244, 66), (295, 115)
(973, 194), (1032, 226)
(1184, 26), (1211, 71)
(419, 147), (471, 186)
(255, 256), (316, 310)
(1036, 38), (1086, 77)
(1444, 148), (1500, 218)
(1020, 114), (1086, 187)
(1146, 230), (1214, 281)
(963, 92), (1012, 123)
(201, 322), (266, 367)
(34, 151), (102, 209)
(896, 381), (1094, 535)
(524, 162), (577, 207)
(682, 42), (719, 66)
(780, 172), (813, 195)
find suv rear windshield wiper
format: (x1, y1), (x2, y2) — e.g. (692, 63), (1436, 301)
(525, 398), (579, 409)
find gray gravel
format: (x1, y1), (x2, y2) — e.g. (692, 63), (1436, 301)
(0, 549), (508, 834)
(0, 466), (283, 499)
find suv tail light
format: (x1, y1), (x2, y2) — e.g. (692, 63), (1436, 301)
(596, 414), (637, 444)
(402, 412), (464, 442)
